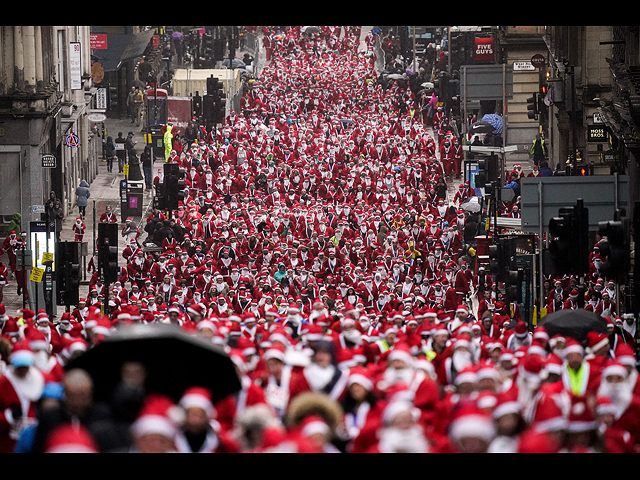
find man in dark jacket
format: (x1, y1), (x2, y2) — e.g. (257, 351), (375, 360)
(115, 132), (127, 173)
(30, 370), (111, 453)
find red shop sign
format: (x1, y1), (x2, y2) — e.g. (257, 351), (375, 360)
(475, 38), (495, 62)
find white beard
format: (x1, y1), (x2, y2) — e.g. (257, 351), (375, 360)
(598, 380), (633, 417)
(384, 367), (415, 387)
(452, 351), (474, 373)
(5, 367), (45, 403)
(305, 364), (336, 392)
(516, 373), (541, 415)
(378, 426), (430, 453)
(343, 330), (362, 345)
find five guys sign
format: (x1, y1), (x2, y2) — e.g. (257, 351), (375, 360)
(475, 38), (495, 62)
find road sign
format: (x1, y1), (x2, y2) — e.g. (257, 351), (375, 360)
(65, 133), (80, 148)
(32, 205), (45, 214)
(41, 252), (54, 264)
(30, 267), (45, 283)
(42, 154), (56, 168)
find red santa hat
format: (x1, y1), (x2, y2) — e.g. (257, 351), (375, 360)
(387, 343), (414, 367)
(179, 387), (215, 417)
(564, 339), (585, 357)
(567, 397), (597, 433)
(44, 424), (100, 454)
(131, 394), (184, 439)
(448, 406), (496, 445)
(585, 331), (610, 356)
(492, 388), (522, 420)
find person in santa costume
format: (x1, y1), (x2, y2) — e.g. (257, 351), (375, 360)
(72, 217), (86, 243)
(289, 340), (350, 403)
(174, 387), (240, 453)
(0, 341), (46, 453)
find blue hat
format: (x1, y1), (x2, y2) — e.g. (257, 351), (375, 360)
(42, 382), (64, 401)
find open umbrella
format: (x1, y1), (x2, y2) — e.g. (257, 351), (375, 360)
(65, 324), (242, 404)
(301, 26), (321, 35)
(471, 121), (496, 135)
(222, 58), (246, 69)
(538, 309), (609, 345)
(461, 197), (481, 213)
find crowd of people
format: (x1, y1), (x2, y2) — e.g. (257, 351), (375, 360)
(0, 25), (638, 454)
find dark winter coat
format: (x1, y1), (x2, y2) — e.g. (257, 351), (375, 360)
(76, 180), (91, 207)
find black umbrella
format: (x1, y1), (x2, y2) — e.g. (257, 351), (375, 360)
(538, 309), (609, 344)
(470, 121), (496, 135)
(65, 324), (242, 404)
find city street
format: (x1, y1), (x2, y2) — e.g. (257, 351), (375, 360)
(0, 25), (637, 454)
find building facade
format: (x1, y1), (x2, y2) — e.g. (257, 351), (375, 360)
(0, 26), (101, 232)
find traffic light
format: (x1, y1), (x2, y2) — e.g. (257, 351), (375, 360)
(56, 242), (80, 307)
(598, 217), (630, 283)
(548, 201), (590, 276)
(548, 208), (574, 275)
(154, 181), (166, 211)
(507, 269), (524, 304)
(203, 95), (215, 127)
(573, 200), (590, 277)
(477, 155), (499, 189)
(163, 164), (187, 211)
(489, 243), (500, 279)
(527, 93), (539, 120)
(98, 223), (119, 285)
(193, 92), (203, 119)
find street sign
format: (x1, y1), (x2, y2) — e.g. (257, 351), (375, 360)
(90, 34), (108, 50)
(42, 154), (56, 168)
(30, 267), (45, 283)
(41, 252), (54, 264)
(531, 54), (546, 69)
(69, 42), (82, 90)
(513, 61), (535, 71)
(32, 205), (45, 214)
(96, 88), (107, 110)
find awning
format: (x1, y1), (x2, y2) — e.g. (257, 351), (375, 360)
(117, 30), (156, 69)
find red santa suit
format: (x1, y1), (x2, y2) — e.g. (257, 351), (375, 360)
(0, 352), (45, 453)
(72, 218), (86, 242)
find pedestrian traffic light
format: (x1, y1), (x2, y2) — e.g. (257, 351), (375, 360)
(56, 242), (80, 308)
(598, 218), (630, 283)
(98, 223), (119, 285)
(527, 93), (539, 120)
